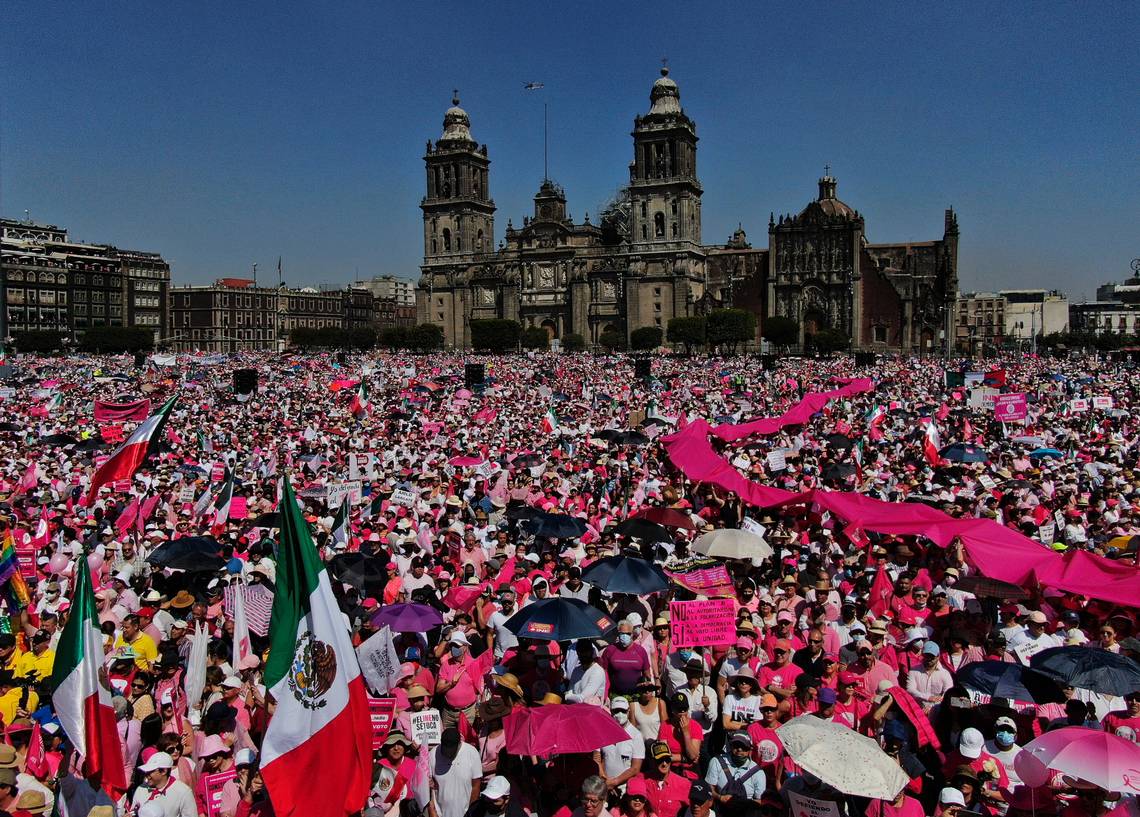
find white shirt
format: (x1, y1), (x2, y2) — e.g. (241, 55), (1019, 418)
(601, 720), (646, 778)
(565, 661), (607, 705)
(429, 742), (483, 817)
(130, 777), (197, 817)
(486, 610), (519, 658)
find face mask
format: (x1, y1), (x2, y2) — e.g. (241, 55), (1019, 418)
(679, 649), (695, 664)
(449, 645), (463, 658)
(994, 730), (1015, 749)
(729, 753), (747, 768)
(613, 711), (629, 726)
(617, 633), (632, 647)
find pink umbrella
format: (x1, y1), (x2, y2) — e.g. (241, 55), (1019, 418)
(504, 704), (630, 756)
(455, 388), (473, 400)
(1014, 726), (1140, 793)
(448, 456), (483, 467)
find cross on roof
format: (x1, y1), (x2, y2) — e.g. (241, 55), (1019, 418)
(824, 163), (831, 177)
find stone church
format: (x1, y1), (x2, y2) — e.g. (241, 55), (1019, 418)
(416, 69), (959, 352)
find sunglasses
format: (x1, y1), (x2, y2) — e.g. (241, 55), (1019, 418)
(773, 649), (788, 655)
(809, 639), (823, 645)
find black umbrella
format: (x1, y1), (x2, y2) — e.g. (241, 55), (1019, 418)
(613, 518), (673, 544)
(503, 598), (615, 641)
(940, 443), (989, 463)
(510, 453), (545, 468)
(0, 422), (20, 432)
(581, 556), (669, 594)
(523, 511), (588, 539)
(146, 536), (226, 572)
(825, 433), (853, 452)
(329, 553), (388, 592)
(954, 575), (1032, 601)
(75, 438), (109, 452)
(608, 430), (650, 446)
(592, 429), (621, 441)
(1030, 646), (1140, 697)
(956, 660), (1066, 704)
(505, 504), (543, 521)
(37, 434), (77, 447)
(251, 511), (281, 528)
(822, 462), (857, 481)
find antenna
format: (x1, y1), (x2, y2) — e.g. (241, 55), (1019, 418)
(544, 102), (548, 182)
(252, 262), (258, 287)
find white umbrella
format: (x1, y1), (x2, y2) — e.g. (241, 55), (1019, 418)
(778, 714), (910, 800)
(692, 529), (773, 561)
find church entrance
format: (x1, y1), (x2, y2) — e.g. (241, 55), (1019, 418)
(540, 319), (558, 340)
(802, 309), (828, 350)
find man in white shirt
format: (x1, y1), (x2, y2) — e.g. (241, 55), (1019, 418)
(486, 590), (520, 659)
(600, 698), (644, 791)
(131, 752), (197, 817)
(429, 728), (482, 817)
(565, 641), (607, 705)
(984, 715), (1024, 787)
(1009, 611), (1062, 652)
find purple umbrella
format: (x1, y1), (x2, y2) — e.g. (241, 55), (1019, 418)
(370, 603), (444, 633)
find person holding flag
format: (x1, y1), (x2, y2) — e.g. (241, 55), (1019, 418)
(84, 396), (178, 506)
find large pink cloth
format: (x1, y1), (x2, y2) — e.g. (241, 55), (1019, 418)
(710, 378), (875, 442)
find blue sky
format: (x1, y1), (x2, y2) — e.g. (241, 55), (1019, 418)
(2, 2), (1136, 299)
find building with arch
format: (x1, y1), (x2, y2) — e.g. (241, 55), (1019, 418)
(415, 70), (959, 352)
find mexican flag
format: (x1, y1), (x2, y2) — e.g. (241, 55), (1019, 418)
(922, 419), (942, 467)
(84, 396), (177, 504)
(330, 500), (350, 547)
(211, 471), (234, 534)
(349, 380), (369, 417)
(541, 408), (559, 434)
(50, 554), (126, 796)
(46, 391), (62, 413)
(864, 404), (887, 426)
(261, 476), (371, 817)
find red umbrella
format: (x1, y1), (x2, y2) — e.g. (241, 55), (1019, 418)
(503, 704), (629, 755)
(634, 506), (696, 530)
(448, 456), (484, 467)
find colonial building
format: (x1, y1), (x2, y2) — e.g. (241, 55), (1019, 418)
(416, 69), (959, 352)
(1, 217), (170, 343)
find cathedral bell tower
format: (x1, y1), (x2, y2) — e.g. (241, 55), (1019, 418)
(628, 67), (702, 248)
(421, 93), (495, 263)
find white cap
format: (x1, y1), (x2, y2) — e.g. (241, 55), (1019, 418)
(235, 748), (258, 766)
(939, 788), (966, 807)
(626, 612), (643, 627)
(905, 627), (927, 644)
(222, 676), (243, 689)
(449, 630), (470, 645)
(483, 776), (511, 800)
(139, 751), (174, 772)
(959, 727), (984, 759)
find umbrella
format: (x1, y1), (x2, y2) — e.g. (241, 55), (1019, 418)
(953, 575), (1032, 601)
(505, 504), (543, 521)
(1014, 727), (1140, 793)
(551, 392), (571, 402)
(638, 416), (676, 429)
(387, 410), (412, 421)
(1030, 646), (1140, 697)
(251, 511), (281, 528)
(592, 429), (620, 441)
(581, 556), (669, 595)
(825, 433), (853, 451)
(37, 434), (77, 447)
(146, 536), (226, 572)
(1029, 448), (1064, 459)
(448, 456), (483, 467)
(613, 518), (673, 544)
(0, 422), (20, 432)
(75, 438), (109, 452)
(523, 511), (588, 539)
(503, 597), (615, 641)
(503, 703), (629, 755)
(692, 529), (773, 561)
(777, 714), (911, 799)
(1106, 534), (1140, 553)
(633, 506), (696, 531)
(328, 553), (388, 593)
(1012, 435), (1047, 447)
(956, 660), (1066, 704)
(510, 453), (544, 468)
(939, 442), (989, 463)
(822, 462), (857, 481)
(608, 430), (650, 446)
(370, 603), (444, 633)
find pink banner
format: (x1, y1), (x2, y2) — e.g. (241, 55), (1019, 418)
(94, 399), (152, 421)
(711, 378), (875, 442)
(993, 393), (1027, 421)
(670, 599), (736, 647)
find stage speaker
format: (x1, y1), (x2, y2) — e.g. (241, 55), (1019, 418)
(464, 363), (485, 388)
(233, 368), (258, 395)
(633, 358), (652, 379)
(133, 352), (146, 369)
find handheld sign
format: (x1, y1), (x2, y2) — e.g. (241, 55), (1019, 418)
(669, 599), (737, 648)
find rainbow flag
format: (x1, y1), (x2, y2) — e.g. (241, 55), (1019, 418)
(0, 531), (31, 613)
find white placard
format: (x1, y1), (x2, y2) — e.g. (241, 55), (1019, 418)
(391, 488), (416, 507)
(732, 455), (751, 470)
(1054, 510), (1066, 529)
(409, 709), (442, 746)
(740, 518), (767, 538)
(1038, 521), (1056, 544)
(431, 435), (448, 447)
(766, 450), (787, 472)
(178, 485), (197, 504)
(327, 480), (362, 509)
(1013, 638), (1049, 665)
(787, 791), (842, 817)
(1069, 398), (1089, 413)
(978, 475), (996, 491)
(1092, 395), (1113, 410)
(475, 462), (495, 479)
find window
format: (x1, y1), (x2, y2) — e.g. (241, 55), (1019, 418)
(654, 302), (662, 312)
(653, 287), (661, 296)
(873, 325), (888, 343)
(654, 213), (665, 237)
(442, 228), (451, 252)
(641, 225), (648, 240)
(5, 289), (24, 304)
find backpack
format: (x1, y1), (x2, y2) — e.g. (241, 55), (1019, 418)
(716, 757), (764, 800)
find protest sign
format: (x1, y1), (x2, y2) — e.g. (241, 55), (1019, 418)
(229, 495), (248, 520)
(475, 461), (495, 479)
(1013, 638), (1049, 665)
(326, 480), (363, 509)
(766, 450), (787, 472)
(1069, 398), (1089, 413)
(663, 556), (736, 598)
(367, 697), (397, 750)
(1092, 395), (1114, 410)
(203, 769), (238, 817)
(993, 393), (1028, 421)
(788, 792), (842, 817)
(669, 599), (737, 648)
(178, 485), (197, 504)
(978, 475), (997, 491)
(391, 488), (416, 507)
(740, 518), (767, 539)
(210, 462), (226, 482)
(409, 708), (442, 746)
(357, 627), (401, 694)
(113, 479), (132, 494)
(732, 454), (751, 470)
(1038, 521), (1056, 544)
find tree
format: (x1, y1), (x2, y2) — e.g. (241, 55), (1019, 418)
(762, 315), (799, 351)
(811, 328), (851, 354)
(630, 326), (663, 351)
(379, 326), (409, 349)
(561, 333), (586, 352)
(408, 323), (444, 351)
(706, 308), (757, 353)
(470, 319), (521, 353)
(598, 329), (626, 352)
(11, 330), (66, 354)
(520, 327), (550, 350)
(345, 326), (377, 350)
(666, 316), (706, 354)
(74, 325), (155, 354)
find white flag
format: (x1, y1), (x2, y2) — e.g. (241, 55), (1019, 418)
(356, 626), (401, 695)
(184, 622), (210, 718)
(232, 583), (253, 669)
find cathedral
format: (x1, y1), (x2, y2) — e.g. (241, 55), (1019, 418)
(415, 68), (959, 352)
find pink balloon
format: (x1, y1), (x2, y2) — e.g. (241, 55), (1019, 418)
(87, 553), (104, 572)
(48, 553), (69, 575)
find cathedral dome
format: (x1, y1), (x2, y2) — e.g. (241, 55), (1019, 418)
(801, 174), (857, 219)
(649, 67), (682, 115)
(441, 93), (475, 143)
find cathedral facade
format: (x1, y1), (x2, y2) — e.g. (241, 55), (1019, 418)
(416, 69), (959, 352)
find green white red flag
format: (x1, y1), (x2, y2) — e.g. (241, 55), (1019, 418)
(84, 396), (176, 504)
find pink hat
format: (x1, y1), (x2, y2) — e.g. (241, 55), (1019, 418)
(200, 735), (231, 758)
(735, 637), (754, 651)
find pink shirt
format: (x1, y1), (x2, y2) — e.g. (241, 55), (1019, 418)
(438, 654), (482, 708)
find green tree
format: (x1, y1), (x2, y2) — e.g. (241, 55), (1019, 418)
(520, 327), (550, 350)
(811, 328), (851, 354)
(598, 328), (626, 352)
(345, 326), (377, 350)
(380, 326), (409, 349)
(77, 325), (155, 354)
(470, 319), (521, 353)
(561, 333), (586, 352)
(11, 330), (66, 354)
(408, 323), (444, 351)
(761, 315), (799, 350)
(666, 316), (706, 354)
(706, 308), (757, 353)
(630, 326), (663, 351)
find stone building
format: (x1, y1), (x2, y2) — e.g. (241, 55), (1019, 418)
(415, 68), (959, 352)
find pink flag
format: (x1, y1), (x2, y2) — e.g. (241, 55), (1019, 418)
(24, 721), (48, 779)
(115, 499), (140, 534)
(18, 463), (37, 493)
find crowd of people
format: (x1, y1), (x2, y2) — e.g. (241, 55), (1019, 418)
(0, 349), (1137, 817)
